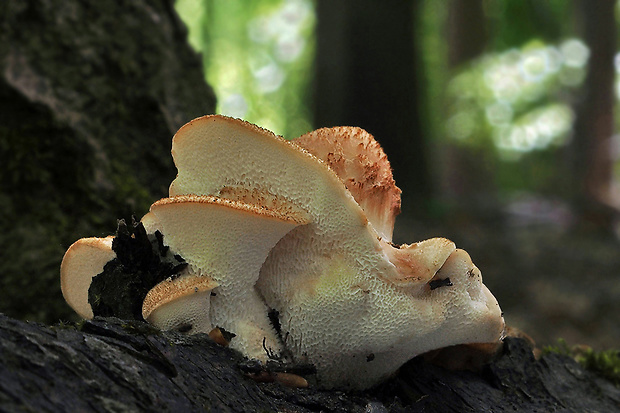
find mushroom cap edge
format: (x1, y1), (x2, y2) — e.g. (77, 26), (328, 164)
(60, 236), (115, 319)
(142, 273), (218, 322)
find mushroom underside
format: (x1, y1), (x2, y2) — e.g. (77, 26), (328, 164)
(260, 246), (504, 390)
(147, 194), (306, 359)
(60, 114), (504, 391)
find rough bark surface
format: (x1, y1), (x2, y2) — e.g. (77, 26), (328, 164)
(1, 314), (618, 412)
(0, 0), (216, 323)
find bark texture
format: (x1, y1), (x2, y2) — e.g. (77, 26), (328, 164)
(1, 314), (618, 412)
(0, 0), (216, 323)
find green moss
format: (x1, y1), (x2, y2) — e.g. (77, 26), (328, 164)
(579, 348), (620, 387)
(543, 339), (620, 387)
(1, 0), (215, 325)
(542, 338), (573, 357)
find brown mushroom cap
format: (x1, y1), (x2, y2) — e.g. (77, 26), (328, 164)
(142, 273), (218, 333)
(294, 127), (402, 242)
(60, 236), (115, 319)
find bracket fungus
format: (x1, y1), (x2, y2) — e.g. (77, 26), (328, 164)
(61, 236), (115, 320)
(60, 114), (504, 390)
(147, 194), (308, 358)
(142, 273), (218, 334)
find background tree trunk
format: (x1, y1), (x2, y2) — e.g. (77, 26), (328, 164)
(314, 0), (430, 211)
(0, 0), (216, 323)
(447, 0), (487, 68)
(571, 0), (618, 233)
(442, 0), (490, 203)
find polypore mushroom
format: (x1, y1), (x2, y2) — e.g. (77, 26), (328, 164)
(60, 115), (504, 390)
(142, 273), (218, 334)
(168, 116), (364, 233)
(147, 194), (308, 360)
(60, 236), (115, 319)
(294, 126), (402, 242)
(60, 218), (191, 322)
(168, 115), (504, 389)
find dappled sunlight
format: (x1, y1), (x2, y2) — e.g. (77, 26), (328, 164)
(446, 40), (588, 157)
(495, 104), (573, 156)
(176, 0), (315, 138)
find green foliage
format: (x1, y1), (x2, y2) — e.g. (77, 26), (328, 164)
(579, 348), (620, 387)
(175, 0), (315, 138)
(486, 0), (571, 49)
(440, 37), (588, 197)
(444, 40), (583, 154)
(543, 339), (620, 387)
(415, 0), (590, 201)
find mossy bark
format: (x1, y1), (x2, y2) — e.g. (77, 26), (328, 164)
(0, 0), (216, 323)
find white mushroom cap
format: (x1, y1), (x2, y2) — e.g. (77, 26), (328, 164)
(148, 195), (308, 275)
(139, 211), (162, 234)
(148, 194), (308, 359)
(142, 273), (218, 333)
(381, 237), (456, 285)
(165, 116), (503, 387)
(60, 236), (115, 319)
(168, 115), (366, 238)
(294, 126), (402, 242)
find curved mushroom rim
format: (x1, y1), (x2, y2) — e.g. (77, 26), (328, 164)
(294, 126), (402, 242)
(169, 115), (368, 228)
(142, 274), (219, 320)
(172, 115), (321, 166)
(60, 236), (115, 319)
(151, 194), (310, 226)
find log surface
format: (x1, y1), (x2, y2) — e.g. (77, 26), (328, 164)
(1, 314), (618, 412)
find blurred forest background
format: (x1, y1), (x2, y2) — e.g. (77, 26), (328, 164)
(175, 0), (620, 350)
(1, 0), (619, 352)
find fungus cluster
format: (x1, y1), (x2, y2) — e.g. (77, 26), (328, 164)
(61, 115), (504, 390)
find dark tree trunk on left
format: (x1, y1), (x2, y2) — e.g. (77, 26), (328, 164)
(0, 0), (216, 323)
